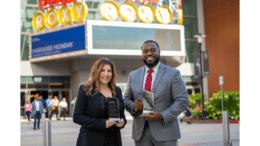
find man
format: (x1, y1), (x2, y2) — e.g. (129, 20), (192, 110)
(45, 95), (52, 118)
(31, 96), (45, 130)
(59, 98), (68, 121)
(49, 96), (60, 120)
(124, 40), (189, 146)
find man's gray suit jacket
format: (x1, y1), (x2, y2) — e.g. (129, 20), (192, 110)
(124, 63), (189, 142)
(31, 101), (45, 116)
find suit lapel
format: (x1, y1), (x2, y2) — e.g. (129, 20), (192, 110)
(152, 63), (166, 93)
(140, 66), (146, 98)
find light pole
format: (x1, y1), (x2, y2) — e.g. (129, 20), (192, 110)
(194, 34), (206, 120)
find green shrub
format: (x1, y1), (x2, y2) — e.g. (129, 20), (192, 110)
(190, 108), (202, 119)
(204, 91), (240, 120)
(188, 93), (203, 109)
(189, 91), (240, 120)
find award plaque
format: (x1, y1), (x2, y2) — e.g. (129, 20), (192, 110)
(142, 90), (154, 115)
(107, 97), (120, 122)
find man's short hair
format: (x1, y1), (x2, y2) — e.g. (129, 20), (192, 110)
(141, 40), (160, 50)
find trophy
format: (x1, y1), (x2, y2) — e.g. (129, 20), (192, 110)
(107, 97), (120, 122)
(142, 90), (154, 115)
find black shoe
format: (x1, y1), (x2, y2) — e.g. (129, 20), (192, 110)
(33, 128), (36, 130)
(57, 118), (60, 120)
(187, 122), (192, 124)
(37, 127), (40, 129)
(180, 119), (183, 123)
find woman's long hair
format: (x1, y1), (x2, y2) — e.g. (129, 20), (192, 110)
(84, 58), (117, 97)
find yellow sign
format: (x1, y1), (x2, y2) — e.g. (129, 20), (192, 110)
(58, 6), (72, 25)
(72, 2), (88, 22)
(45, 9), (59, 28)
(137, 4), (155, 23)
(32, 12), (45, 31)
(100, 1), (119, 21)
(155, 5), (173, 24)
(32, 2), (174, 31)
(119, 2), (138, 22)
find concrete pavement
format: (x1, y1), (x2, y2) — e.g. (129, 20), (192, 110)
(21, 111), (239, 146)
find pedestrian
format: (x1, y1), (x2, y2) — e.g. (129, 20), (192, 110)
(49, 96), (60, 120)
(73, 58), (127, 146)
(45, 95), (52, 118)
(39, 95), (47, 109)
(21, 95), (26, 118)
(31, 96), (45, 130)
(24, 100), (32, 124)
(180, 105), (192, 124)
(70, 97), (77, 117)
(124, 40), (189, 146)
(59, 98), (68, 121)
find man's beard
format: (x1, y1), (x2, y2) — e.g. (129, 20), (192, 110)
(142, 56), (160, 67)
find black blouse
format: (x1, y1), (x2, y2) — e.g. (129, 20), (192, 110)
(99, 93), (123, 146)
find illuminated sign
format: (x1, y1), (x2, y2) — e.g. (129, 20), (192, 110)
(32, 1), (174, 31)
(29, 23), (87, 62)
(100, 1), (172, 24)
(38, 0), (76, 10)
(32, 2), (88, 30)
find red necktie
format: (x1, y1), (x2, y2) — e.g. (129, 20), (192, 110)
(145, 69), (153, 92)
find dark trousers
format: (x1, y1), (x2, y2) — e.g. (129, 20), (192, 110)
(34, 111), (41, 129)
(50, 107), (59, 120)
(26, 111), (31, 121)
(60, 108), (67, 120)
(47, 107), (52, 118)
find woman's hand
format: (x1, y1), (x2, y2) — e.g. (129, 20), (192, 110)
(116, 119), (124, 128)
(106, 120), (116, 129)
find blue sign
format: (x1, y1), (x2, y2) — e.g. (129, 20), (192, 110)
(31, 25), (86, 59)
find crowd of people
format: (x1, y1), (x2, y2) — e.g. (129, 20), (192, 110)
(22, 94), (78, 130)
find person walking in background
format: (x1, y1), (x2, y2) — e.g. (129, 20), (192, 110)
(70, 97), (77, 117)
(180, 105), (192, 124)
(24, 100), (32, 124)
(49, 96), (60, 120)
(73, 58), (127, 146)
(31, 96), (45, 130)
(39, 95), (47, 109)
(124, 40), (189, 146)
(59, 98), (68, 121)
(45, 95), (52, 118)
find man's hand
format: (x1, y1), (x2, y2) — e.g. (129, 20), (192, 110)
(133, 99), (143, 112)
(140, 112), (164, 121)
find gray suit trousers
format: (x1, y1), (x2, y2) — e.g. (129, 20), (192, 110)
(134, 122), (178, 146)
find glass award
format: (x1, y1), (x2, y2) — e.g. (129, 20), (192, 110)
(142, 90), (154, 115)
(107, 97), (120, 122)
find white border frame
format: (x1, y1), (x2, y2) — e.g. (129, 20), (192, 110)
(87, 20), (185, 56)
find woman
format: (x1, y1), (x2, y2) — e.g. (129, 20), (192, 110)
(24, 100), (32, 124)
(73, 58), (127, 146)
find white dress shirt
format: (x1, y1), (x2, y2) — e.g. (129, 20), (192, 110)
(35, 100), (40, 111)
(143, 62), (161, 91)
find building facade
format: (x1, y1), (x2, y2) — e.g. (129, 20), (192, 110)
(20, 0), (223, 116)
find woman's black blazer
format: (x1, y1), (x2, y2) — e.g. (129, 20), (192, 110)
(73, 84), (127, 146)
